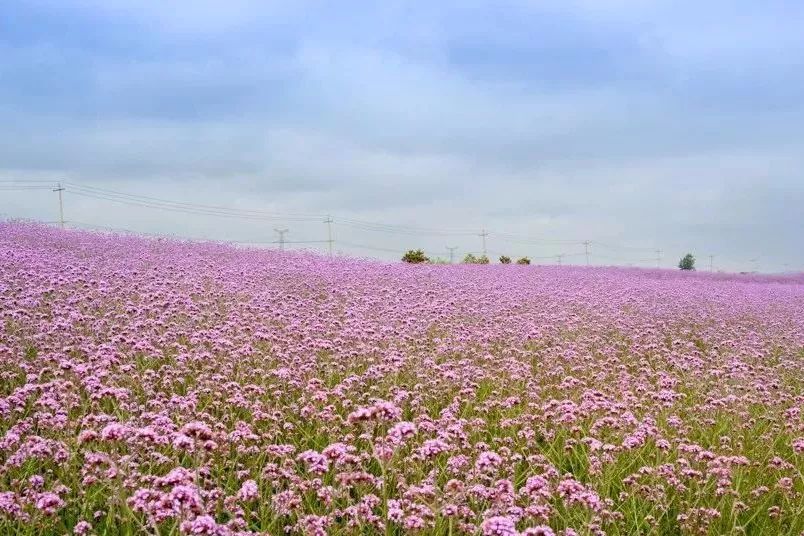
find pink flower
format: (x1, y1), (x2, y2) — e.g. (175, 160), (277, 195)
(522, 527), (556, 536)
(522, 475), (551, 501)
(403, 516), (426, 530)
(73, 521), (92, 535)
(322, 442), (350, 460)
(179, 515), (225, 535)
(417, 439), (450, 458)
(169, 485), (204, 514)
(299, 515), (330, 536)
(272, 490), (301, 516)
(100, 423), (128, 441)
(297, 450), (330, 474)
(78, 430), (98, 443)
(482, 516), (518, 536)
(476, 451), (503, 471)
(0, 492), (27, 521)
(387, 421), (417, 444)
(237, 479), (259, 502)
(347, 400), (402, 424)
(35, 492), (65, 515)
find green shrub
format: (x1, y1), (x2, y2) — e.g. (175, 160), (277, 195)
(464, 253), (490, 265)
(678, 253), (695, 271)
(402, 249), (429, 264)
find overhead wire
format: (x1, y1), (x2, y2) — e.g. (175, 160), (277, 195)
(66, 189), (318, 223)
(64, 183), (321, 219)
(0, 186), (56, 191)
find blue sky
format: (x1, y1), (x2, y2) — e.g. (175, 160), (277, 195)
(1, 1), (803, 271)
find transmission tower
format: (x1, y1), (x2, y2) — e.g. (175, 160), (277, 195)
(53, 182), (65, 229)
(479, 229), (488, 257)
(324, 216), (334, 258)
(446, 246), (458, 264)
(274, 228), (289, 251)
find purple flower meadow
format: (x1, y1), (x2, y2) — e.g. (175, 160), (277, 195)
(0, 222), (802, 534)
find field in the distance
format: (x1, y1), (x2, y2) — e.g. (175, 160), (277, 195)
(1, 223), (803, 535)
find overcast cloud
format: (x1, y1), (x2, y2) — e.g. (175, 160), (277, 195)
(1, 1), (803, 271)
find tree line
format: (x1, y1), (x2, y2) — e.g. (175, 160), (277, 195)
(402, 250), (530, 265)
(403, 249), (699, 270)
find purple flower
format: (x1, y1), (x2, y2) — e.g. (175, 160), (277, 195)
(482, 516), (518, 536)
(237, 479), (259, 502)
(35, 492), (65, 515)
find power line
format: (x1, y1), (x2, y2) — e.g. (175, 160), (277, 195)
(494, 234), (581, 245)
(594, 241), (656, 252)
(337, 241), (405, 255)
(66, 220), (328, 247)
(337, 218), (477, 236)
(0, 185), (55, 191)
(57, 182), (542, 242)
(0, 179), (59, 183)
(65, 182), (320, 220)
(65, 188), (318, 223)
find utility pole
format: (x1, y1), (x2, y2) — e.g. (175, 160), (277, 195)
(446, 246), (458, 264)
(583, 240), (591, 266)
(479, 229), (488, 257)
(53, 182), (65, 229)
(655, 249), (662, 269)
(749, 258), (759, 273)
(274, 228), (289, 251)
(324, 216), (334, 258)
(708, 255), (715, 272)
(556, 253), (564, 266)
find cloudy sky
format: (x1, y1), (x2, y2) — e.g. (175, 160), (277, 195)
(1, 1), (803, 271)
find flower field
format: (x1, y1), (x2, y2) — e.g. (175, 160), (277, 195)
(1, 222), (803, 536)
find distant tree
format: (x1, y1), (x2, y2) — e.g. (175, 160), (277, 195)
(463, 253), (490, 264)
(516, 257), (531, 265)
(678, 253), (696, 271)
(402, 249), (429, 264)
(499, 255), (511, 264)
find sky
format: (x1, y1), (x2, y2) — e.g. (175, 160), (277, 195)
(1, 1), (803, 272)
